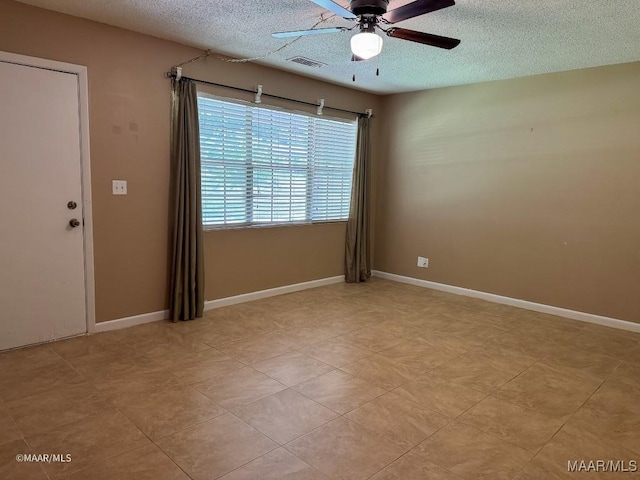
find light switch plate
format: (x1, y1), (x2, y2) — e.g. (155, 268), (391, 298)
(112, 180), (127, 195)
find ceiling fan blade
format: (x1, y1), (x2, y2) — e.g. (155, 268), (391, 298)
(272, 27), (347, 38)
(387, 28), (460, 49)
(384, 0), (455, 24)
(308, 0), (357, 19)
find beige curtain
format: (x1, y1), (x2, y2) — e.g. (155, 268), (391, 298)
(345, 116), (371, 283)
(169, 79), (204, 321)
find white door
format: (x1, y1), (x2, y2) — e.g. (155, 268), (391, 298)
(0, 60), (88, 350)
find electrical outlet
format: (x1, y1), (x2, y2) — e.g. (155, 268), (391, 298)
(112, 180), (127, 195)
(417, 256), (429, 268)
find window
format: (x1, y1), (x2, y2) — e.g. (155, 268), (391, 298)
(197, 93), (357, 228)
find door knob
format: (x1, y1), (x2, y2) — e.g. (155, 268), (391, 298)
(69, 219), (81, 228)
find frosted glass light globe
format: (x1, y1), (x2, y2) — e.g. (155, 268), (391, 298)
(350, 32), (383, 60)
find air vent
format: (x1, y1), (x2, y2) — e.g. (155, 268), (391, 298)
(287, 56), (327, 68)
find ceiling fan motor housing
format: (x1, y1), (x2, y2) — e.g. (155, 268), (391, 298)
(349, 0), (389, 16)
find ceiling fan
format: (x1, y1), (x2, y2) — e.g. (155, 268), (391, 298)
(272, 0), (460, 61)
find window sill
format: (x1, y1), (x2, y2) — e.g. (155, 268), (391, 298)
(202, 220), (347, 232)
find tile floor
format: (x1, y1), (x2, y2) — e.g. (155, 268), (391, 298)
(1, 278), (640, 479)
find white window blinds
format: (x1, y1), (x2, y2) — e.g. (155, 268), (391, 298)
(198, 94), (357, 228)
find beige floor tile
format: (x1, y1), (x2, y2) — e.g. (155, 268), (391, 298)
(341, 354), (422, 390)
(339, 328), (407, 352)
(301, 337), (373, 368)
(413, 331), (483, 355)
(541, 345), (621, 382)
(0, 358), (85, 402)
(156, 413), (277, 480)
(462, 343), (539, 376)
(193, 366), (286, 409)
(114, 384), (226, 440)
(379, 338), (461, 372)
(513, 324), (583, 345)
(580, 323), (640, 341)
(0, 345), (62, 378)
(492, 330), (562, 358)
(350, 307), (407, 326)
(0, 439), (49, 480)
(26, 409), (149, 479)
(430, 355), (520, 394)
(457, 396), (568, 452)
(256, 307), (318, 330)
(341, 311), (391, 331)
(217, 334), (293, 364)
(67, 351), (161, 388)
(503, 310), (584, 334)
(65, 444), (190, 480)
(0, 404), (22, 446)
(432, 320), (507, 345)
(4, 383), (113, 436)
(313, 317), (366, 336)
(125, 325), (211, 354)
(196, 321), (258, 347)
(270, 327), (337, 349)
(94, 369), (183, 400)
(528, 311), (587, 331)
(416, 422), (533, 480)
(381, 315), (439, 334)
(345, 392), (449, 449)
(371, 450), (463, 480)
(372, 321), (421, 340)
(6, 280), (640, 480)
(286, 417), (406, 480)
(565, 380), (640, 455)
(293, 369), (386, 414)
(405, 314), (456, 332)
(168, 348), (245, 384)
(233, 389), (337, 444)
(608, 361), (640, 388)
(240, 316), (286, 335)
(253, 351), (333, 387)
(515, 422), (640, 479)
(219, 448), (328, 479)
(393, 374), (486, 419)
(160, 316), (215, 335)
(474, 301), (523, 318)
(619, 345), (640, 366)
(564, 329), (640, 360)
(493, 363), (603, 416)
(50, 331), (134, 360)
(449, 309), (513, 331)
(143, 345), (232, 371)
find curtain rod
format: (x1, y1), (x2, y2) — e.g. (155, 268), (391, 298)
(166, 70), (372, 118)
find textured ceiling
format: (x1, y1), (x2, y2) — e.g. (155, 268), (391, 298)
(16, 0), (640, 93)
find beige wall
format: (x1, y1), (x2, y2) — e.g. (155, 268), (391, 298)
(0, 0), (380, 322)
(375, 62), (640, 323)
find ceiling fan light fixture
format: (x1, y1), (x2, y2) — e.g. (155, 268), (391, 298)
(350, 32), (383, 60)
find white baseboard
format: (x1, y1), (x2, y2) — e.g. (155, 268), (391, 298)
(204, 275), (344, 311)
(372, 270), (640, 333)
(94, 275), (344, 333)
(94, 309), (169, 333)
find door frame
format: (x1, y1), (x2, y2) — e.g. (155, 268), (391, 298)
(0, 50), (96, 335)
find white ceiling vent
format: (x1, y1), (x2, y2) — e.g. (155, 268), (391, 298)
(287, 56), (326, 68)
